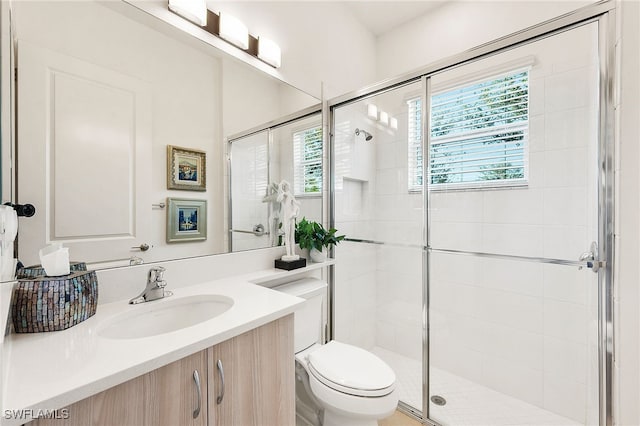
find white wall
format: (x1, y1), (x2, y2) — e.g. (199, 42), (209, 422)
(376, 1), (595, 81)
(615, 1), (640, 425)
(211, 1), (378, 99)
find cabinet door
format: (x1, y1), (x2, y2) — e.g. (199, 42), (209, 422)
(208, 315), (295, 426)
(31, 350), (207, 426)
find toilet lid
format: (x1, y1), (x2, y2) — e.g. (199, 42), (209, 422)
(307, 341), (395, 397)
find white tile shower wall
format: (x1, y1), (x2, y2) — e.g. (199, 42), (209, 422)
(332, 102), (379, 350)
(333, 242), (377, 349)
(375, 246), (422, 360)
(430, 253), (599, 424)
(334, 103), (377, 241)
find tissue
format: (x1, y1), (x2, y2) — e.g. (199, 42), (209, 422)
(39, 243), (70, 276)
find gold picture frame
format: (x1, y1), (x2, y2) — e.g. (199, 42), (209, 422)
(167, 145), (206, 191)
(166, 198), (207, 243)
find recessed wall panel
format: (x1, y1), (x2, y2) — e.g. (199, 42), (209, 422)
(52, 71), (135, 239)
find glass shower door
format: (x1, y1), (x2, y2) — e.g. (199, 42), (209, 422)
(331, 80), (425, 416)
(426, 21), (602, 425)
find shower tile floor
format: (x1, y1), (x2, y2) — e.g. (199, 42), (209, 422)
(372, 347), (580, 426)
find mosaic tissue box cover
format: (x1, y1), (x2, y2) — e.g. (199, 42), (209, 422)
(11, 270), (98, 333)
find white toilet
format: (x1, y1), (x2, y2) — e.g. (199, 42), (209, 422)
(275, 278), (398, 426)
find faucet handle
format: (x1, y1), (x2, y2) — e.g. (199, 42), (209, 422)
(148, 266), (166, 283)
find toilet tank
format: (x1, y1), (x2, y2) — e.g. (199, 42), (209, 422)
(274, 278), (327, 353)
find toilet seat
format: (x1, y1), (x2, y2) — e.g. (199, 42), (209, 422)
(306, 341), (395, 397)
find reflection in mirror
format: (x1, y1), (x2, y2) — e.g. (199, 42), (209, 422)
(6, 0), (319, 275)
(229, 110), (323, 252)
(229, 108), (322, 251)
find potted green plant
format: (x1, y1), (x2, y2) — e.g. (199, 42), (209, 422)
(295, 217), (345, 262)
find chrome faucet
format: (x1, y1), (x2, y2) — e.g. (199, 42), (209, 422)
(129, 266), (173, 304)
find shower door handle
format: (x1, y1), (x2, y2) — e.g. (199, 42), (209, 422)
(578, 241), (604, 273)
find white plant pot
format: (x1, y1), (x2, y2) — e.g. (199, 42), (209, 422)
(309, 247), (327, 263)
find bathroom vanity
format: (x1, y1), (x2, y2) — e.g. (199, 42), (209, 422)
(29, 316), (293, 426)
(0, 260), (330, 426)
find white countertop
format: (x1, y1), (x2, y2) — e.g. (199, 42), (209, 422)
(0, 262), (334, 426)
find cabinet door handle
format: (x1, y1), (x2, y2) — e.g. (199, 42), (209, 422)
(192, 369), (201, 419)
(216, 359), (225, 404)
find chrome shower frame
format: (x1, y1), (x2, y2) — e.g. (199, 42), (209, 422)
(327, 1), (617, 425)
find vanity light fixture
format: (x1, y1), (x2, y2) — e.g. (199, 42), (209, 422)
(379, 111), (389, 126)
(168, 0), (207, 26)
(367, 104), (378, 120)
(168, 4), (282, 68)
(219, 12), (249, 50)
(258, 37), (282, 68)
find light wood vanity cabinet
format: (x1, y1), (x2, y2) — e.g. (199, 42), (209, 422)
(208, 314), (295, 426)
(31, 350), (207, 426)
(30, 315), (294, 426)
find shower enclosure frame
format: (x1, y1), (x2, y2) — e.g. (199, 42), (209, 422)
(326, 1), (617, 425)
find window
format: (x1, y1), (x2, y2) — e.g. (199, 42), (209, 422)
(408, 69), (529, 191)
(293, 126), (322, 195)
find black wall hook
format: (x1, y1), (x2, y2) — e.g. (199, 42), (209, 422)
(4, 202), (36, 217)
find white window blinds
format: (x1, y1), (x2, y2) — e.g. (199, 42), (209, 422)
(407, 98), (423, 192)
(408, 69), (529, 191)
(293, 126), (323, 195)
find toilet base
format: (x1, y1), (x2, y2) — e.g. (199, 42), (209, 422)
(323, 410), (379, 426)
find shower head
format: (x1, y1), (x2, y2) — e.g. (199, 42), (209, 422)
(355, 128), (373, 141)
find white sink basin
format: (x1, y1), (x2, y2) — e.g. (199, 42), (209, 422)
(98, 295), (234, 339)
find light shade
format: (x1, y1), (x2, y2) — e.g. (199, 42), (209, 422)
(379, 111), (389, 126)
(219, 13), (249, 50)
(367, 104), (378, 120)
(168, 0), (207, 26)
(390, 117), (398, 130)
(258, 37), (282, 68)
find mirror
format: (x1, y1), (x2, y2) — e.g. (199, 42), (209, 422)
(229, 109), (323, 252)
(6, 0), (321, 274)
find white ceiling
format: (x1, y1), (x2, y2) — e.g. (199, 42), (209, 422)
(344, 1), (446, 36)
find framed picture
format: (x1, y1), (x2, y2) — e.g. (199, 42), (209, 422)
(167, 145), (206, 191)
(166, 198), (207, 243)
